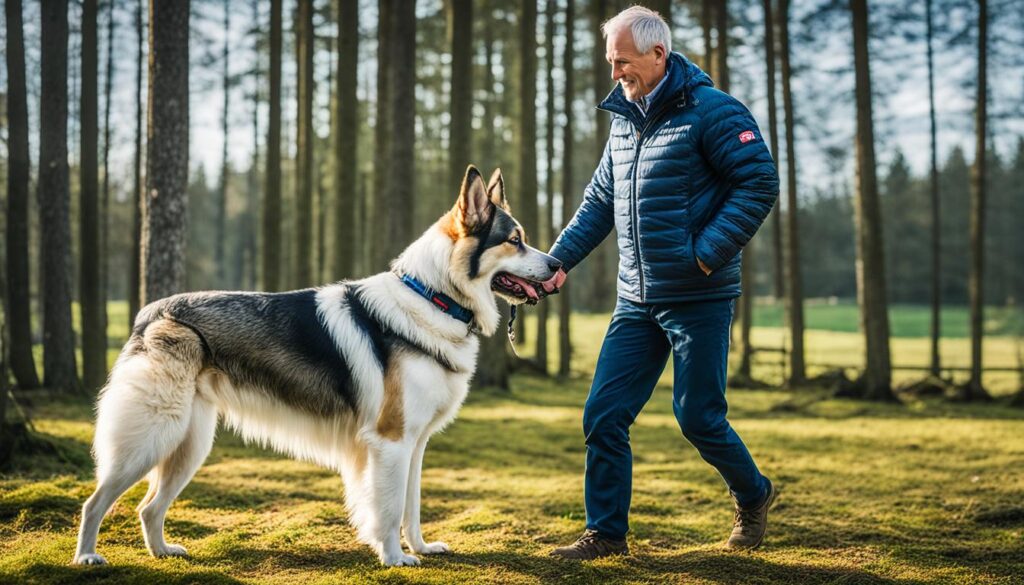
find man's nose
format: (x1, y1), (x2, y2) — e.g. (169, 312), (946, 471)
(610, 65), (622, 81)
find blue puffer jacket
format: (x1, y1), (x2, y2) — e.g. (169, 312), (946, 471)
(549, 53), (779, 303)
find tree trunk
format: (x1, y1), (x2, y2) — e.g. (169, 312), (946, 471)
(850, 0), (894, 401)
(39, 0), (79, 393)
(646, 0), (671, 20)
(373, 0), (393, 271)
(100, 0), (115, 350)
(380, 0), (415, 265)
(763, 0), (784, 302)
(216, 1), (231, 288)
(778, 0), (805, 386)
(142, 0), (190, 305)
(81, 0), (106, 391)
(246, 0), (260, 291)
(294, 0), (315, 288)
(334, 0), (358, 280)
(448, 0), (472, 191)
(702, 0), (713, 74)
(537, 0), (558, 375)
(559, 0), (575, 379)
(925, 0), (941, 378)
(130, 0), (144, 326)
(3, 0), (40, 389)
(586, 0), (612, 314)
(517, 0), (538, 346)
(263, 0), (283, 291)
(965, 0), (991, 400)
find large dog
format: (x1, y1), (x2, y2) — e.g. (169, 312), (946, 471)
(73, 166), (560, 567)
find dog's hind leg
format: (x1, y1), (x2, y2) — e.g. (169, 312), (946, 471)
(140, 397), (218, 558)
(402, 437), (448, 555)
(74, 319), (205, 566)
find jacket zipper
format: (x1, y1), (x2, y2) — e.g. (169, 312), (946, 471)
(630, 96), (687, 302)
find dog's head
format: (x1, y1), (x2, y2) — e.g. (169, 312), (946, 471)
(444, 165), (561, 308)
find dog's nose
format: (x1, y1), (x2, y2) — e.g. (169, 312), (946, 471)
(548, 259), (563, 272)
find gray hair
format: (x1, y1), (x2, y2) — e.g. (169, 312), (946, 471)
(601, 6), (672, 55)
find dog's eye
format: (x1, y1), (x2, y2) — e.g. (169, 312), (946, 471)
(507, 235), (521, 246)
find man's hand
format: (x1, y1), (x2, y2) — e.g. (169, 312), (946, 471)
(541, 268), (567, 295)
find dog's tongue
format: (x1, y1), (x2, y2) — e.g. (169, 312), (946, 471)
(506, 274), (539, 301)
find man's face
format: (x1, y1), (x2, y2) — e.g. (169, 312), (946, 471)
(606, 27), (666, 102)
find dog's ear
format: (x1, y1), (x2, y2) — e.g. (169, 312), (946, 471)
(455, 165), (494, 230)
(486, 168), (510, 212)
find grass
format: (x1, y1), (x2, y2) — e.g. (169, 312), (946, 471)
(3, 309), (1023, 584)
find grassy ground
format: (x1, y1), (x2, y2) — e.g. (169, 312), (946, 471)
(3, 311), (1023, 584)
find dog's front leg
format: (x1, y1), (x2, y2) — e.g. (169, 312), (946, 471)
(366, 440), (419, 566)
(403, 437), (449, 555)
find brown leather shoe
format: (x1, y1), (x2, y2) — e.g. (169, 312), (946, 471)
(550, 529), (629, 560)
(725, 481), (777, 550)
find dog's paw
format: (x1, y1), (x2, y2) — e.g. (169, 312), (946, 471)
(73, 553), (108, 566)
(381, 552), (421, 567)
(152, 544), (189, 558)
(415, 541), (450, 555)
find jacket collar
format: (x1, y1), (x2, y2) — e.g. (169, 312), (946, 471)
(597, 52), (714, 128)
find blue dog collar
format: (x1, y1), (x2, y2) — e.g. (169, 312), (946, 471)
(399, 274), (475, 325)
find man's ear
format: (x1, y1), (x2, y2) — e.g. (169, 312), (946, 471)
(653, 43), (666, 66)
(486, 168), (510, 212)
(455, 165), (494, 230)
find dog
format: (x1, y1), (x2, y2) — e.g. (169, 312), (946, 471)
(72, 166), (561, 567)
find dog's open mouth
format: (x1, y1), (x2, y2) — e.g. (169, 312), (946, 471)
(491, 272), (543, 302)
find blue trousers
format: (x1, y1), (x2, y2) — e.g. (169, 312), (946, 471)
(583, 297), (769, 539)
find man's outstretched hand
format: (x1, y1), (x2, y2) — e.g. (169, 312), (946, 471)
(541, 268), (567, 296)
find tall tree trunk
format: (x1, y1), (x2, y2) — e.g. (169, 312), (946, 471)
(334, 0), (358, 280)
(130, 0), (144, 326)
(100, 0), (114, 346)
(39, 0), (78, 393)
(646, 0), (670, 21)
(965, 0), (991, 400)
(763, 0), (784, 302)
(850, 0), (894, 401)
(559, 0), (575, 379)
(142, 0), (190, 304)
(925, 0), (941, 378)
(517, 0), (538, 346)
(246, 0), (261, 291)
(373, 0), (393, 270)
(294, 0), (315, 288)
(4, 0), (40, 388)
(263, 0), (283, 291)
(217, 1), (231, 288)
(381, 0), (415, 264)
(586, 0), (612, 314)
(448, 0), (472, 191)
(702, 0), (713, 74)
(81, 0), (106, 391)
(778, 0), (805, 385)
(537, 0), (557, 374)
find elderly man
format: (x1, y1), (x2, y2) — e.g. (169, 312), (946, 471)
(543, 7), (779, 559)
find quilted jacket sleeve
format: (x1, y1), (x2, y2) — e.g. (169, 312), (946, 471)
(548, 139), (616, 272)
(693, 96), (780, 273)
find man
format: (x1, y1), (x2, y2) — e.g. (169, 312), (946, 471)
(543, 7), (779, 560)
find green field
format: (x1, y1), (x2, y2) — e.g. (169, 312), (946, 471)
(3, 308), (1024, 584)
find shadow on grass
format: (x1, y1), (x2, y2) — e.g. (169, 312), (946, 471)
(5, 563), (245, 585)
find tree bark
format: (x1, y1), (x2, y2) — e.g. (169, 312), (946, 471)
(559, 0), (575, 379)
(965, 0), (990, 400)
(517, 0), (538, 346)
(100, 0), (115, 344)
(81, 0), (106, 391)
(373, 0), (393, 270)
(537, 0), (558, 375)
(334, 0), (358, 280)
(142, 0), (190, 305)
(4, 0), (41, 388)
(263, 0), (283, 291)
(763, 0), (784, 302)
(216, 1), (231, 288)
(925, 0), (941, 378)
(778, 0), (805, 385)
(448, 0), (473, 192)
(379, 0), (415, 265)
(130, 0), (144, 326)
(294, 0), (315, 288)
(702, 0), (713, 74)
(850, 0), (894, 400)
(39, 0), (79, 393)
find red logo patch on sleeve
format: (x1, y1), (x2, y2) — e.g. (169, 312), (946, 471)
(738, 130), (756, 144)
